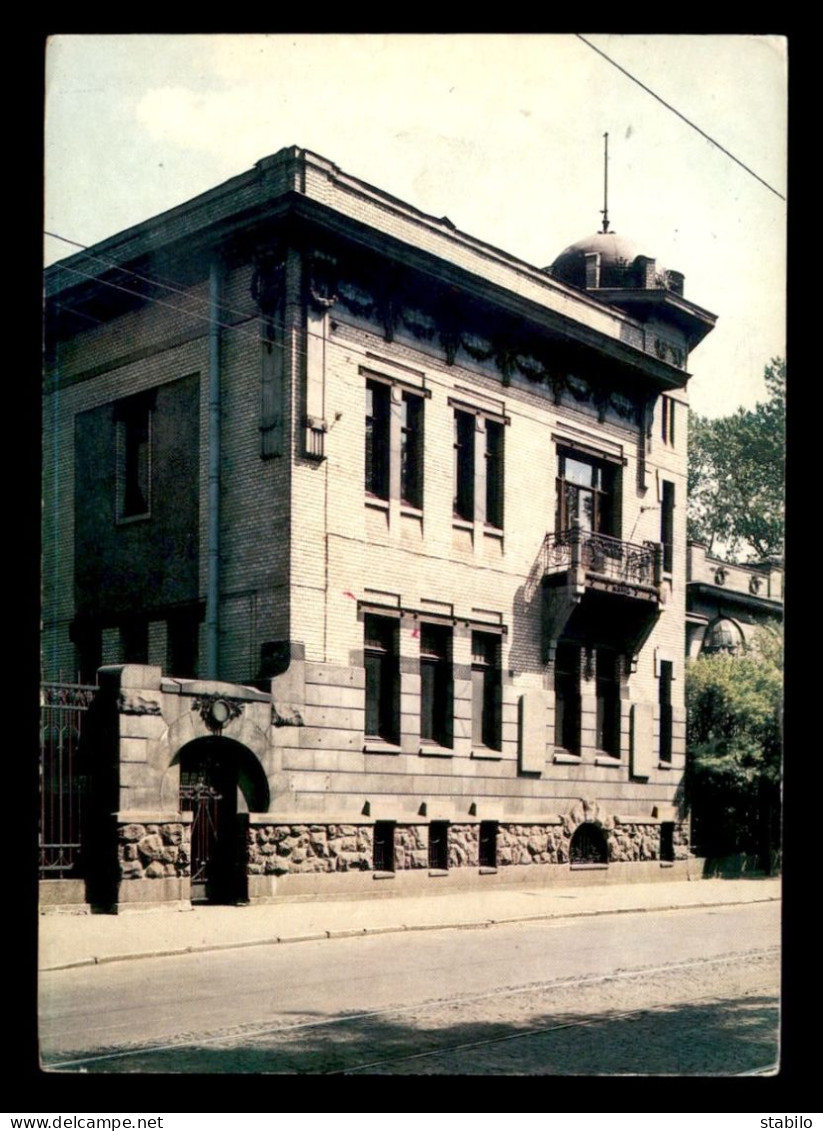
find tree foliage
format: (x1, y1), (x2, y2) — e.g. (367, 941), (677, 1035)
(686, 625), (782, 864)
(687, 358), (785, 563)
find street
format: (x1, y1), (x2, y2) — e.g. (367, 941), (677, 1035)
(39, 901), (779, 1074)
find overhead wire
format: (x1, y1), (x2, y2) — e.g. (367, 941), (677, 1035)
(576, 34), (786, 202)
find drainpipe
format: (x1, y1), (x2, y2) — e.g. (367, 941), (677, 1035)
(206, 256), (222, 680)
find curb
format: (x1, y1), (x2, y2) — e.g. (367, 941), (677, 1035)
(39, 893), (780, 973)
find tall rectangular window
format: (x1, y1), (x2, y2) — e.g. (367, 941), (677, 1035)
(659, 660), (673, 763)
(365, 380), (390, 500)
(554, 642), (581, 754)
(661, 480), (675, 573)
(485, 420), (504, 529)
(400, 392), (423, 508)
(420, 624), (452, 748)
(596, 648), (621, 757)
(120, 618), (148, 665)
(428, 821), (449, 870)
(116, 395), (152, 520)
(373, 821), (395, 872)
(364, 614), (399, 743)
(453, 410), (475, 520)
(556, 450), (616, 535)
(479, 821), (498, 868)
(661, 396), (676, 445)
(472, 632), (502, 751)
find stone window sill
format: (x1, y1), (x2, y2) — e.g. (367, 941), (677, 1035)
(570, 863), (609, 871)
(373, 871), (396, 880)
(658, 761), (674, 769)
(401, 505), (423, 519)
(594, 755), (623, 767)
(419, 744), (453, 757)
(660, 861), (675, 868)
(553, 750), (581, 764)
(479, 867), (498, 875)
(483, 525), (504, 539)
(364, 740), (402, 755)
(116, 511), (151, 527)
(365, 496), (389, 511)
(452, 517), (473, 531)
(428, 869), (449, 878)
(471, 748), (502, 761)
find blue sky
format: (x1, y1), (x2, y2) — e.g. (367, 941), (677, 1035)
(45, 34), (787, 418)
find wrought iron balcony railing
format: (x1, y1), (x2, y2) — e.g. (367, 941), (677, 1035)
(541, 528), (662, 590)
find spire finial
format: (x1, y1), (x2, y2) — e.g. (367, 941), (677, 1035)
(600, 132), (611, 234)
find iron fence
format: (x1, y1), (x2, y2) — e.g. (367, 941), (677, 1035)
(39, 681), (96, 878)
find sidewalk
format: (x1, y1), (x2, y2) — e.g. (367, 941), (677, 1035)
(38, 876), (780, 973)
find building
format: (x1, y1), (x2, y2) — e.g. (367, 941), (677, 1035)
(686, 541), (783, 658)
(42, 146), (716, 910)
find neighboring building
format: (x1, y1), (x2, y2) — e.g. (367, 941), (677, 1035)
(686, 541), (783, 658)
(42, 146), (716, 910)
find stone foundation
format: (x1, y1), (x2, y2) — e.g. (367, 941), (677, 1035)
(118, 821), (191, 880)
(246, 818), (689, 875)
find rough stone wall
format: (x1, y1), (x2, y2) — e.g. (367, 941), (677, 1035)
(394, 825), (427, 870)
(498, 823), (570, 866)
(608, 822), (659, 862)
(247, 824), (372, 876)
(118, 822), (190, 880)
(449, 824), (478, 868)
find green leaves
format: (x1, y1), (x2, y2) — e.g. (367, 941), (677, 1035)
(687, 358), (785, 563)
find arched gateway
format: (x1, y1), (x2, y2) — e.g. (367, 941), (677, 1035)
(176, 736), (270, 904)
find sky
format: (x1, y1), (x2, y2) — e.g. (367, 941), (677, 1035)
(44, 34), (787, 418)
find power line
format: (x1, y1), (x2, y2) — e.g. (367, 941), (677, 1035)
(576, 34), (786, 202)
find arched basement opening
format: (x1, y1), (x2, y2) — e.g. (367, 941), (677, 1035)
(570, 821), (609, 866)
(175, 736), (270, 905)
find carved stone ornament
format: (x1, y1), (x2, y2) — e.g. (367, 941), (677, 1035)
(749, 574), (763, 595)
(306, 251), (339, 312)
(272, 703), (305, 728)
(192, 694), (244, 734)
(337, 278), (376, 319)
(401, 306), (437, 341)
(118, 692), (163, 716)
(251, 247), (287, 315)
(714, 567), (727, 586)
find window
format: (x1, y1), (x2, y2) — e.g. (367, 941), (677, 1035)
(570, 822), (608, 865)
(365, 380), (390, 500)
(373, 821), (395, 872)
(365, 376), (425, 508)
(428, 821), (449, 870)
(660, 821), (675, 862)
(556, 450), (616, 535)
(400, 393), (423, 508)
(660, 481), (674, 573)
(167, 610), (200, 679)
(479, 821), (498, 868)
(554, 642), (581, 753)
(596, 648), (621, 757)
(120, 618), (148, 664)
(661, 396), (676, 445)
(420, 624), (452, 747)
(116, 395), (152, 519)
(485, 420), (504, 529)
(453, 405), (506, 527)
(453, 410), (475, 520)
(364, 614), (399, 743)
(472, 632), (502, 750)
(659, 660), (673, 763)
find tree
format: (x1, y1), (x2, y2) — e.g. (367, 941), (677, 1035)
(688, 358), (785, 563)
(686, 624), (782, 870)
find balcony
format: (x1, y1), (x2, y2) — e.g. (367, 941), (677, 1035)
(542, 528), (662, 597)
(541, 527), (663, 656)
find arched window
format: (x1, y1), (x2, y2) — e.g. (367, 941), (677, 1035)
(701, 618), (745, 656)
(570, 822), (608, 865)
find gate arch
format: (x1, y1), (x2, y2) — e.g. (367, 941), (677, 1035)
(174, 736), (270, 904)
(569, 821), (609, 865)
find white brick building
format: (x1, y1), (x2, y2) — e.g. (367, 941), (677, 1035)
(43, 147), (716, 909)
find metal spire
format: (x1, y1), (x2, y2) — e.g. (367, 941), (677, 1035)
(600, 132), (612, 234)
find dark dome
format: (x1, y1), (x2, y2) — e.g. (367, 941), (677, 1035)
(548, 232), (640, 289)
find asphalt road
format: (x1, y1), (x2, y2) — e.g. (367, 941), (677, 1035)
(40, 901), (780, 1075)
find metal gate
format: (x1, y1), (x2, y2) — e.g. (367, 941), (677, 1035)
(179, 742), (238, 904)
(39, 682), (96, 878)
